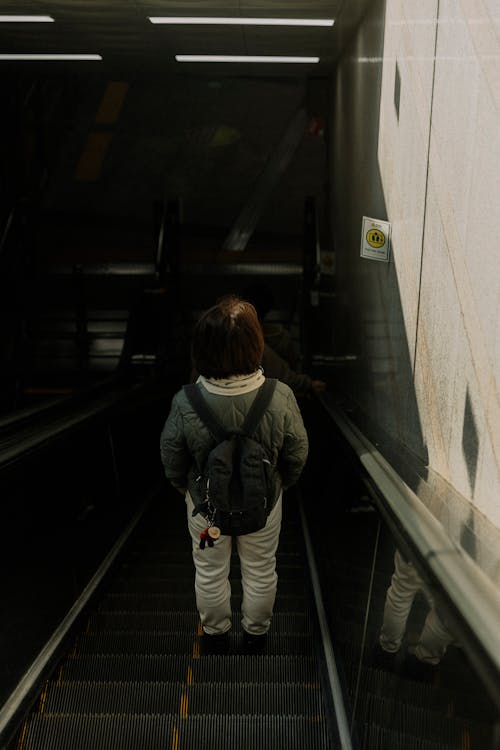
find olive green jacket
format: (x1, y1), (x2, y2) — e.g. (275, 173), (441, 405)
(160, 377), (309, 502)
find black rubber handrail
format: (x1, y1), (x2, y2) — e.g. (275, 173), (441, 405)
(0, 378), (146, 470)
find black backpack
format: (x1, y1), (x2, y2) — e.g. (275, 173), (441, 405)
(183, 379), (278, 537)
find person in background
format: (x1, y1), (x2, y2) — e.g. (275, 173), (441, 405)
(160, 296), (309, 654)
(241, 282), (326, 397)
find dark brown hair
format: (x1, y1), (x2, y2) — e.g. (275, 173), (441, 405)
(191, 296), (264, 378)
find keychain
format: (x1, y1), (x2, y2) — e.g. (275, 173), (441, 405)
(199, 525), (221, 549)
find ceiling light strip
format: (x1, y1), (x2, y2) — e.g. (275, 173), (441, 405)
(0, 15), (54, 22)
(150, 16), (333, 27)
(175, 55), (319, 63)
(0, 54), (102, 60)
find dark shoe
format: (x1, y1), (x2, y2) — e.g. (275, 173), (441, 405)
(242, 631), (267, 655)
(200, 631), (229, 655)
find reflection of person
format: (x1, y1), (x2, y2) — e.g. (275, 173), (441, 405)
(241, 282), (298, 367)
(241, 282), (326, 396)
(160, 296), (308, 654)
(377, 550), (453, 672)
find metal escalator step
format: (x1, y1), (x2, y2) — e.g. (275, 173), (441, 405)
(357, 720), (478, 750)
(76, 631), (314, 656)
(87, 611), (313, 635)
(345, 660), (438, 708)
(43, 681), (324, 716)
(355, 691), (493, 748)
(130, 537), (302, 554)
(105, 575), (194, 595)
(342, 645), (492, 710)
(126, 546), (302, 564)
(106, 576), (305, 596)
(345, 661), (494, 722)
(119, 561), (306, 580)
(21, 714), (177, 750)
(118, 562), (195, 577)
(60, 654), (320, 683)
(88, 610), (200, 632)
(22, 714), (333, 750)
(100, 592), (195, 610)
(98, 592), (307, 612)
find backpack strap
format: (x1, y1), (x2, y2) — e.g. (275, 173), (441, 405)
(183, 378), (277, 439)
(183, 383), (227, 441)
(241, 378), (277, 436)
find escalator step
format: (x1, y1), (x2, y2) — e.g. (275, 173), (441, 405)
(130, 537), (302, 555)
(75, 631), (314, 656)
(358, 720), (485, 750)
(87, 610), (201, 632)
(346, 659), (438, 708)
(125, 548), (303, 565)
(355, 691), (493, 747)
(118, 561), (306, 581)
(343, 647), (494, 707)
(42, 681), (324, 716)
(59, 654), (320, 683)
(87, 611), (313, 635)
(106, 576), (305, 596)
(22, 714), (333, 750)
(98, 592), (307, 612)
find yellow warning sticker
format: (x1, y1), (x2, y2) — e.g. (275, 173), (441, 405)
(360, 216), (391, 262)
(366, 228), (385, 248)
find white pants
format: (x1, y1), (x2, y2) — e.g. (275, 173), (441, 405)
(186, 492), (283, 636)
(379, 549), (453, 664)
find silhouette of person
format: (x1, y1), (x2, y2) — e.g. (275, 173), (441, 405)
(241, 282), (326, 396)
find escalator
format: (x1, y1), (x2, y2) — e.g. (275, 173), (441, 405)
(13, 486), (337, 750)
(2, 390), (500, 749)
(300, 395), (500, 749)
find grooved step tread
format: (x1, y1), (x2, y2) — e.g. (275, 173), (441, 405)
(98, 592), (308, 612)
(344, 659), (495, 722)
(87, 611), (312, 634)
(119, 562), (306, 578)
(42, 681), (324, 716)
(355, 718), (489, 750)
(106, 576), (305, 596)
(75, 632), (314, 656)
(354, 690), (493, 746)
(21, 714), (334, 750)
(59, 654), (320, 683)
(125, 549), (303, 564)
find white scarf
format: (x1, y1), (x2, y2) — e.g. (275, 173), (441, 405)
(198, 368), (264, 396)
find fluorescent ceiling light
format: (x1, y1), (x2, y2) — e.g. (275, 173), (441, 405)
(0, 54), (102, 60)
(150, 17), (334, 27)
(0, 15), (54, 22)
(175, 55), (319, 63)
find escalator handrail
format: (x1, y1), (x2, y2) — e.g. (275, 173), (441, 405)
(0, 378), (146, 469)
(318, 394), (500, 692)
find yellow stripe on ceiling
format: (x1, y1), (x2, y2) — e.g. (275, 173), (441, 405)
(75, 132), (112, 181)
(95, 81), (129, 124)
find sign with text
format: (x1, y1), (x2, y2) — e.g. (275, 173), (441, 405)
(360, 216), (391, 262)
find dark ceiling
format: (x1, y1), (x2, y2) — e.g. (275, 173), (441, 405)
(1, 1), (372, 258)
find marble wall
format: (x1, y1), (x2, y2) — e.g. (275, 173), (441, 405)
(329, 0), (500, 578)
